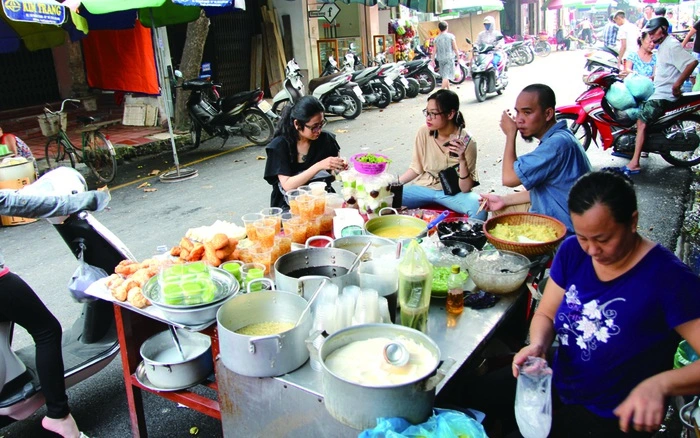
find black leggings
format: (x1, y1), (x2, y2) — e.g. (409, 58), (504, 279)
(0, 272), (69, 419)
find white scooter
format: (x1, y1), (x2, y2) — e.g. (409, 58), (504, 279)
(271, 59), (365, 120)
(0, 169), (126, 425)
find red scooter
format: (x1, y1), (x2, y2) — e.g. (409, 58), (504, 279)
(556, 69), (700, 167)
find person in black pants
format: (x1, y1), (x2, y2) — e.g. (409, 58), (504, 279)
(0, 180), (109, 438)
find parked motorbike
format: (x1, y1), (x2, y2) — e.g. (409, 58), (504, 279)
(467, 36), (508, 102)
(557, 69), (700, 167)
(369, 53), (420, 98)
(347, 65), (392, 109)
(376, 63), (408, 102)
(173, 71), (274, 148)
(583, 45), (620, 79)
(403, 57), (436, 94)
(411, 45), (467, 86)
(0, 169), (122, 427)
(272, 59), (364, 119)
(322, 55), (341, 77)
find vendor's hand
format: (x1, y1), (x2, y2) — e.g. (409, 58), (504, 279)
(512, 344), (547, 378)
(500, 110), (517, 138)
(479, 193), (505, 212)
(318, 156), (346, 173)
(613, 377), (666, 433)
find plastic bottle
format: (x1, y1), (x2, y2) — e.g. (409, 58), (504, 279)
(446, 265), (464, 315)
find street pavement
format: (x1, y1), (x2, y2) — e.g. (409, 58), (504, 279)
(0, 49), (694, 437)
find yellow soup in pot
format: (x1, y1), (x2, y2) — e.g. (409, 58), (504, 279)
(235, 321), (295, 336)
(373, 225), (424, 239)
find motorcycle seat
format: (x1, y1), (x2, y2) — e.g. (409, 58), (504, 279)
(220, 89), (261, 113)
(404, 60), (427, 68)
(309, 73), (346, 94)
(182, 79), (218, 91)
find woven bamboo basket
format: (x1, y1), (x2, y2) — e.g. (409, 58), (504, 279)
(483, 212), (567, 257)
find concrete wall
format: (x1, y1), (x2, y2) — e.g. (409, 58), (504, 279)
(272, 0), (312, 77)
(418, 12), (499, 52)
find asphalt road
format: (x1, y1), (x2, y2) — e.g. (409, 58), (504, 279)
(0, 49), (694, 437)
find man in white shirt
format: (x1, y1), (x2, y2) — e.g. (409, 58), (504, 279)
(627, 17), (698, 173)
(614, 10), (640, 67)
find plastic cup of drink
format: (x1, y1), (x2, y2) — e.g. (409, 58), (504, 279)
(241, 213), (263, 242)
(260, 207), (282, 235)
(254, 220), (275, 249)
(241, 262), (266, 292)
(286, 190), (306, 216)
(306, 217), (321, 240)
(309, 181), (327, 196)
(298, 185), (312, 193)
(275, 235), (292, 256)
(281, 212), (294, 236)
(325, 193), (344, 213)
(251, 247), (272, 274)
(320, 214), (334, 234)
(285, 216), (308, 244)
(312, 194), (326, 217)
(220, 260), (243, 282)
(297, 194), (315, 221)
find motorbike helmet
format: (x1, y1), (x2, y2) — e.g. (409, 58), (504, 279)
(483, 16), (495, 25)
(643, 17), (669, 33)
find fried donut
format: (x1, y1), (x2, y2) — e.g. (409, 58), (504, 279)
(127, 287), (150, 308)
(187, 243), (205, 261)
(210, 233), (229, 250)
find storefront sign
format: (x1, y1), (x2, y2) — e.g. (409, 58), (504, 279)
(2, 0), (65, 25)
(320, 3), (340, 22)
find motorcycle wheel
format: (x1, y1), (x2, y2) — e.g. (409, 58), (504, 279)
(374, 83), (392, 108)
(449, 65), (468, 85)
(474, 76), (487, 103)
(534, 41), (551, 57)
(406, 78), (420, 98)
(339, 91), (362, 119)
(511, 51), (527, 66)
(271, 98), (292, 118)
(242, 107), (274, 145)
(661, 114), (700, 167)
(521, 47), (535, 64)
(190, 120), (202, 149)
(556, 113), (592, 151)
(414, 71), (436, 94)
(392, 82), (406, 102)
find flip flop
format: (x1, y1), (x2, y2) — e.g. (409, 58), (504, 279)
(622, 165), (640, 175)
(611, 151), (632, 159)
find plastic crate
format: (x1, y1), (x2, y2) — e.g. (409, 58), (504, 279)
(37, 112), (67, 137)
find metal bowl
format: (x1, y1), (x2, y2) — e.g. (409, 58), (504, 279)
(437, 217), (486, 249)
(465, 250), (530, 294)
(142, 266), (239, 310)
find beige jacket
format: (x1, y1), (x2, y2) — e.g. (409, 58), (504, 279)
(409, 125), (479, 189)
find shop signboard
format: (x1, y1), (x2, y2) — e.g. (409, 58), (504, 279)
(2, 0), (65, 25)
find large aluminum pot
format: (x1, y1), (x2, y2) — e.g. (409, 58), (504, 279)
(274, 247), (359, 299)
(139, 329), (213, 390)
(364, 214), (428, 242)
(318, 324), (453, 430)
(216, 281), (312, 377)
(309, 235), (396, 261)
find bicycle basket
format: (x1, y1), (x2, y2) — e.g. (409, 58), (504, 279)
(38, 112), (67, 137)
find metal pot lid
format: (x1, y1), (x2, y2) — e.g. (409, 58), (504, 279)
(142, 267), (239, 310)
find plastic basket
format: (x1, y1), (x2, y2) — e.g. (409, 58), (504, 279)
(483, 212), (567, 257)
(38, 112), (67, 137)
(350, 153), (389, 175)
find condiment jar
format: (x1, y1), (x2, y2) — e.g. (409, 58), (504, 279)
(446, 265), (464, 315)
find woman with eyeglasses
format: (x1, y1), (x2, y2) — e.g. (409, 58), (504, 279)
(264, 96), (347, 210)
(397, 89), (486, 219)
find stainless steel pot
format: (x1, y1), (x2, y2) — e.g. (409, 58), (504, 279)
(152, 294), (236, 326)
(318, 323), (453, 430)
(139, 329), (213, 390)
(216, 280), (312, 377)
(364, 214), (428, 243)
(325, 235), (396, 261)
(274, 247), (359, 299)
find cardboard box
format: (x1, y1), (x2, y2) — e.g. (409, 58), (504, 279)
(122, 104), (147, 126)
(0, 176), (37, 226)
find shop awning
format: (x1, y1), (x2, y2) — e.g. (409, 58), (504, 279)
(563, 0), (616, 9)
(443, 0), (504, 12)
(543, 0), (563, 9)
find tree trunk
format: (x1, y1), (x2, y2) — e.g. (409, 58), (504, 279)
(174, 10), (210, 130)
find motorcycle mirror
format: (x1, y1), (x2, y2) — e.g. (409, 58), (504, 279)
(174, 70), (183, 78)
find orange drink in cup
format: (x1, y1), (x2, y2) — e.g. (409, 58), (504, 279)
(280, 212), (294, 236)
(251, 247), (272, 274)
(306, 217), (321, 239)
(254, 220), (275, 249)
(261, 207), (282, 235)
(241, 213), (263, 243)
(276, 235), (292, 255)
(312, 194), (326, 217)
(297, 194), (315, 221)
(286, 216), (307, 244)
(286, 189), (307, 215)
(309, 181), (327, 196)
(320, 214), (334, 234)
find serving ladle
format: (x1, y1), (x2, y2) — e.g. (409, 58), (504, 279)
(168, 326), (187, 361)
(383, 342), (410, 367)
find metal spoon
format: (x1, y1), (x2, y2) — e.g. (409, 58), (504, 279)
(295, 279), (329, 328)
(383, 342), (409, 367)
(500, 260), (537, 274)
(347, 242), (373, 273)
(168, 326), (187, 361)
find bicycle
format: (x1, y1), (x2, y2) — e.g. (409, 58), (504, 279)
(43, 98), (117, 184)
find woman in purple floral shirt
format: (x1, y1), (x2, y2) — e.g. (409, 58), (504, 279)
(513, 171), (700, 437)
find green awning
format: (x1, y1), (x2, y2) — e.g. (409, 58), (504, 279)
(443, 0), (504, 13)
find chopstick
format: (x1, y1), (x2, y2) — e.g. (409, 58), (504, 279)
(476, 198), (487, 216)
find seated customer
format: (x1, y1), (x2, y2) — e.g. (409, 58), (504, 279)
(0, 125), (38, 176)
(398, 90), (486, 220)
(263, 96), (347, 210)
(480, 84), (591, 233)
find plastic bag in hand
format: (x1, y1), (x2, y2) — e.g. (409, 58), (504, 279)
(515, 356), (553, 438)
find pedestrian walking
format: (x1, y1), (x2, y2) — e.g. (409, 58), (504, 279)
(433, 21), (459, 90)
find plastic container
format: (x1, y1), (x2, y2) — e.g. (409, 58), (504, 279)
(446, 265), (464, 315)
(465, 250), (530, 294)
(350, 153), (389, 175)
(157, 262), (217, 306)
